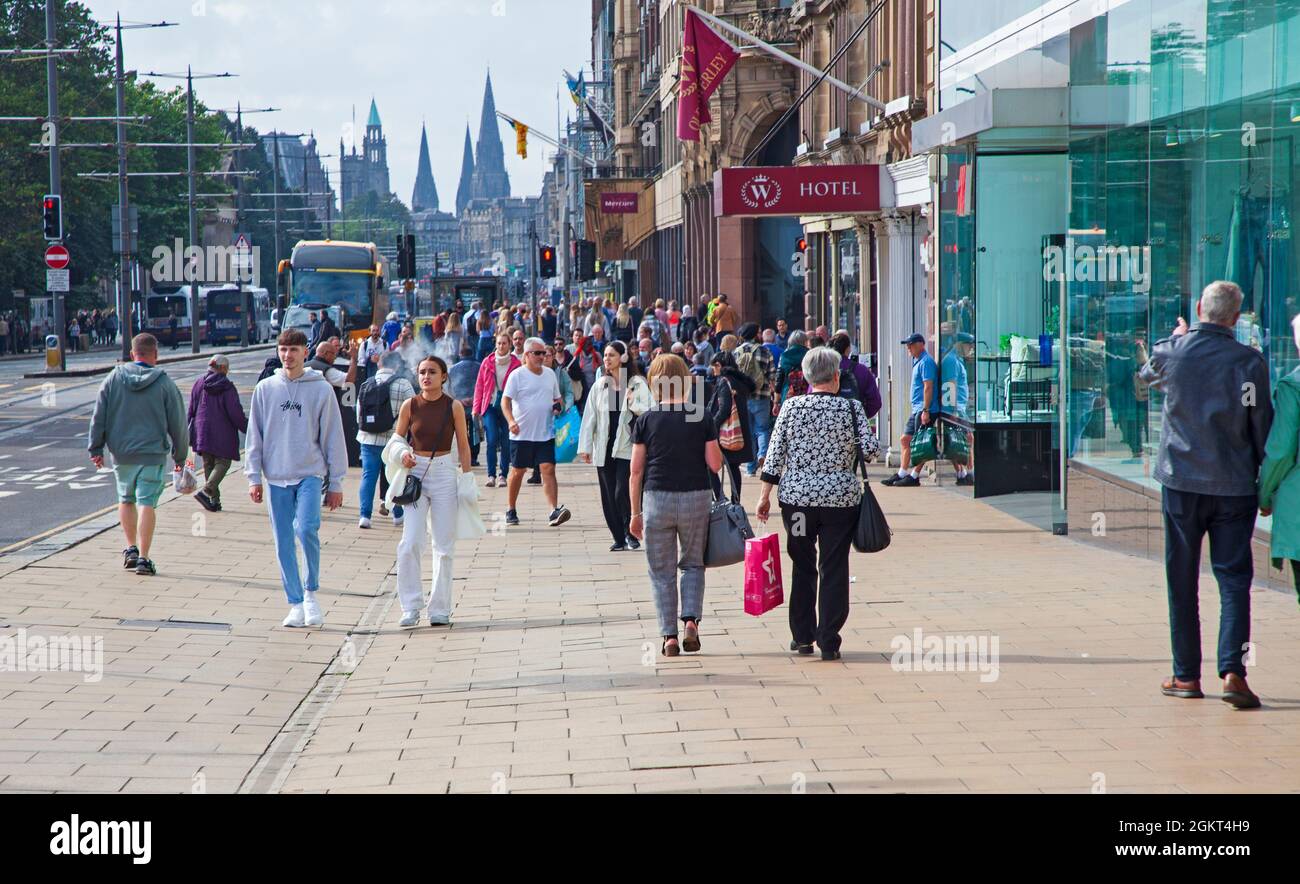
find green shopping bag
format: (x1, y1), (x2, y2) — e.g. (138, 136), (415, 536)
(943, 424), (970, 465)
(910, 425), (938, 464)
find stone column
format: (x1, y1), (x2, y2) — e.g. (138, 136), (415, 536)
(873, 210), (927, 465)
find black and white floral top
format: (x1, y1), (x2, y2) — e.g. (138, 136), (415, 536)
(760, 393), (880, 507)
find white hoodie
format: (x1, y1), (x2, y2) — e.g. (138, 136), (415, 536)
(245, 368), (348, 492)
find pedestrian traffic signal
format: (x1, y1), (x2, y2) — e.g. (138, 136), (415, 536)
(539, 244), (556, 278)
(795, 236), (808, 253)
(42, 194), (63, 241)
(404, 233), (416, 279)
(573, 239), (597, 282)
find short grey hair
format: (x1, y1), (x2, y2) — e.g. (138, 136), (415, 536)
(1199, 281), (1243, 326)
(525, 336), (547, 353)
(788, 329), (809, 348)
(208, 354), (229, 370)
(802, 346), (842, 386)
(379, 351), (404, 371)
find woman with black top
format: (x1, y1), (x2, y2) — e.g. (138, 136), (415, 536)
(611, 303), (636, 345)
(393, 355), (473, 629)
(707, 350), (755, 504)
(757, 347), (880, 660)
(629, 354), (724, 657)
(578, 341), (653, 550)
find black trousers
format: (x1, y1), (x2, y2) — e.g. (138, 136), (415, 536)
(597, 456), (632, 544)
(781, 504), (857, 654)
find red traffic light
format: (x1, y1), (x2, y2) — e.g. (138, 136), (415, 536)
(795, 237), (808, 253)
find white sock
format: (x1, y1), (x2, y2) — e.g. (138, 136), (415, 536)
(956, 467), (968, 477)
(910, 468), (921, 478)
(897, 468), (909, 478)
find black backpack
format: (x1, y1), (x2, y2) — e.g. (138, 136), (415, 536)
(838, 367), (860, 402)
(358, 376), (398, 434)
(256, 356), (282, 384)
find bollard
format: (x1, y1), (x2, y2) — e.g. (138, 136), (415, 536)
(45, 335), (61, 371)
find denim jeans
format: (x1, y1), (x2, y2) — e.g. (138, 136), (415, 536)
(358, 443), (404, 520)
(266, 476), (322, 605)
(1161, 487), (1256, 680)
(482, 403), (512, 479)
(746, 398), (772, 474)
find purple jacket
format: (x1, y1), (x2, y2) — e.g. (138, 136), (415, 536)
(188, 371), (248, 461)
(842, 356), (882, 419)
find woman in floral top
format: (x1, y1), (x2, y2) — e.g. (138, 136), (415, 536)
(758, 346), (880, 660)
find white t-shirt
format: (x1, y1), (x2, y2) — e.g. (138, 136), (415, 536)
(503, 366), (560, 442)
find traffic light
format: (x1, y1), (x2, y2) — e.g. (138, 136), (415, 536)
(42, 194), (63, 241)
(404, 234), (416, 279)
(538, 244), (556, 278)
(795, 236), (808, 253)
(573, 239), (597, 282)
(395, 236), (406, 278)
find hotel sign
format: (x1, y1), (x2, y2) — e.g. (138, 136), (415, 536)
(600, 192), (639, 214)
(713, 165), (881, 217)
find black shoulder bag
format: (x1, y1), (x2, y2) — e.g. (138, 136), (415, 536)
(391, 397), (434, 507)
(850, 404), (891, 553)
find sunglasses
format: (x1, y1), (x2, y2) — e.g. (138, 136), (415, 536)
(527, 350), (546, 356)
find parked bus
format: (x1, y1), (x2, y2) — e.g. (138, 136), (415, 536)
(278, 240), (389, 343)
(204, 285), (271, 345)
(142, 286), (205, 346)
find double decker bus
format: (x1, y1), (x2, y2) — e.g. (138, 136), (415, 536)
(204, 285), (271, 345)
(278, 240), (389, 343)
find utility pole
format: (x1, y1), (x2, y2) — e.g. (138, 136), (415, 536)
(46, 0), (65, 371)
(273, 134), (281, 281)
(236, 103), (247, 348)
(114, 15), (130, 362)
(186, 67), (199, 353)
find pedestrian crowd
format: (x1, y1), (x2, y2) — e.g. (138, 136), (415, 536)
(84, 280), (1293, 706)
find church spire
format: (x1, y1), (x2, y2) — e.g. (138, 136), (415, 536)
(412, 123), (439, 212)
(470, 70), (510, 201)
(455, 123), (475, 217)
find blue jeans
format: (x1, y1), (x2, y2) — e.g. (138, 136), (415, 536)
(359, 443), (404, 521)
(266, 477), (323, 605)
(1161, 487), (1256, 680)
(746, 398), (772, 474)
(482, 403), (512, 479)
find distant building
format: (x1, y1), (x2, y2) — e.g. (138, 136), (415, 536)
(261, 131), (333, 224)
(339, 98), (392, 212)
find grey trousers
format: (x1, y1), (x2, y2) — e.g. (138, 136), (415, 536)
(643, 488), (712, 637)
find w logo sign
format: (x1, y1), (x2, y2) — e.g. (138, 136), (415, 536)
(740, 174), (782, 210)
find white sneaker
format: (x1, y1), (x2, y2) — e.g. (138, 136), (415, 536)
(399, 610), (420, 628)
(358, 516), (372, 529)
(282, 604), (305, 628)
(485, 476), (497, 487)
(302, 592), (323, 627)
(393, 513), (404, 527)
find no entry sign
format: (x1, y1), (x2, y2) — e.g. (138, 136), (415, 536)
(45, 245), (70, 270)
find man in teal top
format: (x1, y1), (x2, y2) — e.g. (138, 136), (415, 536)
(884, 333), (936, 487)
(88, 333), (189, 576)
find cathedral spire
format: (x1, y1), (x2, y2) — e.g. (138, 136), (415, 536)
(470, 70), (510, 201)
(455, 123), (475, 217)
(412, 123), (439, 212)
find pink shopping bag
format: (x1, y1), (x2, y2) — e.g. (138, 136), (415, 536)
(743, 532), (784, 616)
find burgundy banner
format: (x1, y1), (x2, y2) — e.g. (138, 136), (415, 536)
(677, 9), (739, 142)
(600, 192), (638, 214)
(713, 165), (882, 217)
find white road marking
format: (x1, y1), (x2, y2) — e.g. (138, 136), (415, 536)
(26, 441), (58, 451)
(0, 491), (17, 499)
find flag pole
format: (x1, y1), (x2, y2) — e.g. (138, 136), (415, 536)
(684, 5), (888, 113)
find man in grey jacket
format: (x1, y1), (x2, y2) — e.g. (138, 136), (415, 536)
(1139, 280), (1273, 709)
(245, 328), (348, 629)
(88, 333), (188, 577)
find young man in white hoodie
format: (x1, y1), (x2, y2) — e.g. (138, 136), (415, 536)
(246, 328), (349, 628)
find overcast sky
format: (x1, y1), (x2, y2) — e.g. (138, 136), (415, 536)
(80, 0), (592, 210)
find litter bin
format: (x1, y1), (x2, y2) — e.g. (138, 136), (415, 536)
(45, 334), (61, 370)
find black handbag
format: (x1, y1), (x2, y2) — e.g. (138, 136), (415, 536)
(391, 454), (431, 507)
(704, 465), (754, 568)
(850, 406), (891, 554)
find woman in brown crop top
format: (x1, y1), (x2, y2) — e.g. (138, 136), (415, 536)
(391, 355), (474, 628)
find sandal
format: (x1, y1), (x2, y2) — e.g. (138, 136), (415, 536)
(661, 637), (680, 658)
(681, 620), (701, 653)
(1161, 676), (1203, 699)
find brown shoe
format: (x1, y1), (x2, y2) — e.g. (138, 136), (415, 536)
(661, 637), (680, 658)
(1161, 676), (1203, 699)
(681, 620), (701, 653)
(1221, 674), (1261, 709)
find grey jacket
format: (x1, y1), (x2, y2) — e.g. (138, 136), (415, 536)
(87, 363), (188, 466)
(1138, 322), (1273, 497)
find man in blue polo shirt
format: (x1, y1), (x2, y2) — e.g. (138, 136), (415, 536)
(883, 332), (936, 487)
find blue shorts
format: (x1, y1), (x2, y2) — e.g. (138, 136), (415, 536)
(114, 463), (167, 507)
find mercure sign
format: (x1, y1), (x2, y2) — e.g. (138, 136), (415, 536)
(713, 165), (881, 217)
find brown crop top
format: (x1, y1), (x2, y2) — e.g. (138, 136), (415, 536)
(408, 394), (455, 453)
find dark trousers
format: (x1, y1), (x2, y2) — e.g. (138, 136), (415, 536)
(596, 455), (632, 544)
(781, 504), (857, 654)
(1161, 487), (1256, 680)
(709, 462), (743, 504)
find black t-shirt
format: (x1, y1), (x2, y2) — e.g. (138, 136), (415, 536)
(631, 405), (718, 492)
